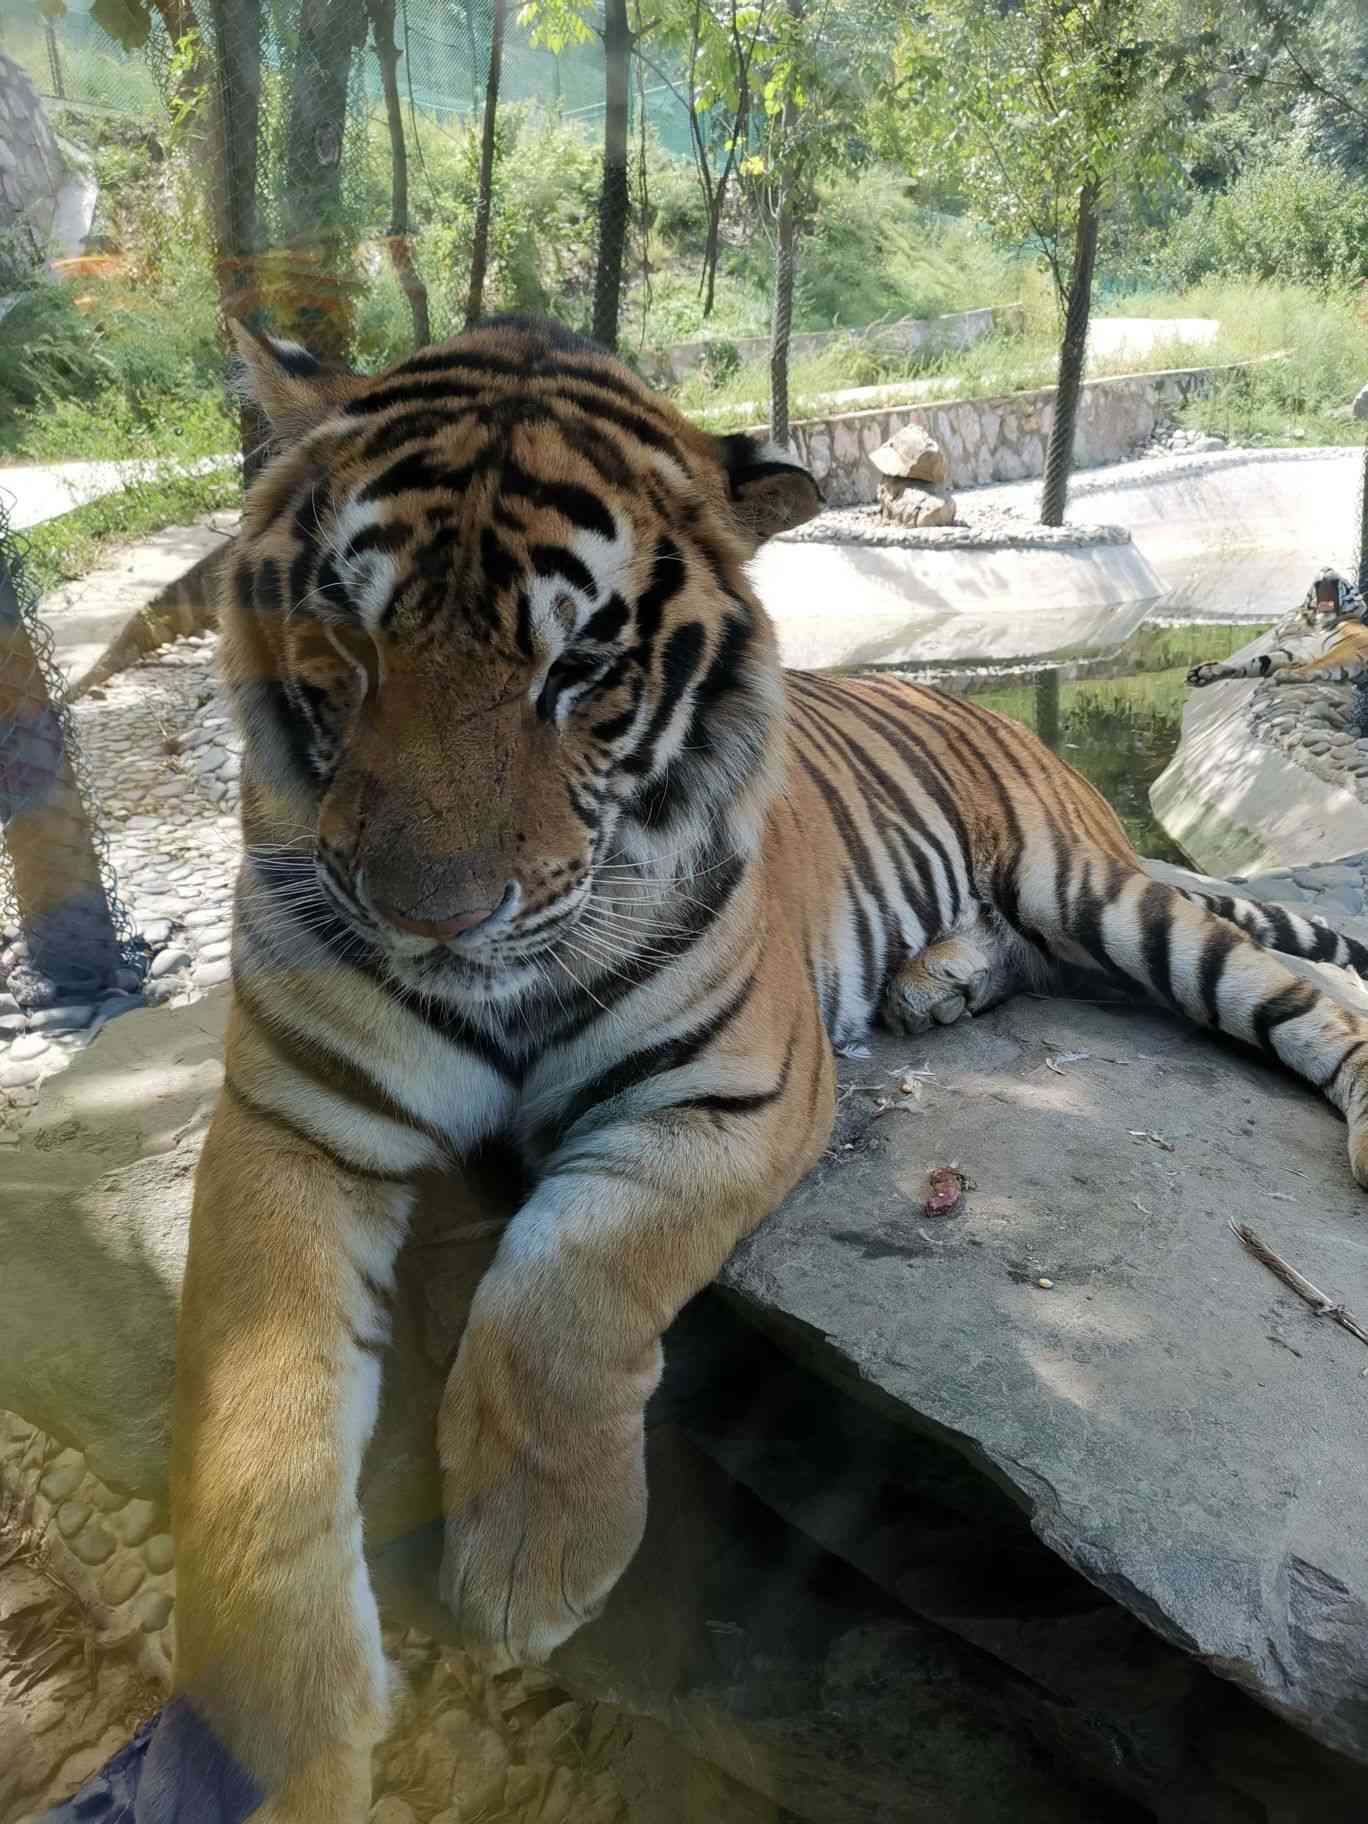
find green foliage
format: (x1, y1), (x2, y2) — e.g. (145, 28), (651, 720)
(1157, 137), (1368, 288)
(888, 0), (1216, 304)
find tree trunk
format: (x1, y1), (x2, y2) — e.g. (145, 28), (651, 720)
(592, 0), (632, 350)
(0, 554), (120, 999)
(768, 166), (797, 448)
(465, 0), (506, 328)
(1034, 668), (1061, 752)
(279, 0), (369, 365)
(368, 0), (430, 349)
(1040, 178), (1100, 529)
(207, 0), (270, 484)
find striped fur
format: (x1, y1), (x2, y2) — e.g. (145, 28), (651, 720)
(174, 318), (1368, 1820)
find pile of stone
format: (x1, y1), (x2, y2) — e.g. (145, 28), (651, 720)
(869, 424), (956, 527)
(1140, 419), (1228, 459)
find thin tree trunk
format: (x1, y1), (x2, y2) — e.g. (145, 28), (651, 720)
(207, 0), (269, 483)
(768, 165), (797, 448)
(0, 555), (120, 998)
(279, 0), (368, 365)
(1034, 668), (1060, 751)
(593, 0), (632, 350)
(368, 0), (430, 349)
(1040, 178), (1100, 528)
(465, 0), (506, 328)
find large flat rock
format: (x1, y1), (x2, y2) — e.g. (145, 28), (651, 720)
(720, 992), (1368, 1762)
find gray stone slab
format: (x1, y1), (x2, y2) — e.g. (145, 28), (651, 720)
(719, 994), (1368, 1763)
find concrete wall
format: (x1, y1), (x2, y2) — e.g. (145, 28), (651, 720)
(782, 363), (1244, 506)
(649, 304), (1023, 385)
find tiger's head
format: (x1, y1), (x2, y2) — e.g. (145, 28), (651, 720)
(224, 314), (821, 1004)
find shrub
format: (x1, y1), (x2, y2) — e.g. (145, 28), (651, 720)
(1159, 136), (1368, 290)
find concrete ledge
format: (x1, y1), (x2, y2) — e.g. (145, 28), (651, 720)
(37, 516), (238, 701)
(750, 533), (1163, 668)
(974, 446), (1360, 619)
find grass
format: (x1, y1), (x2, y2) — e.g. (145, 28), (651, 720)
(668, 274), (1368, 439)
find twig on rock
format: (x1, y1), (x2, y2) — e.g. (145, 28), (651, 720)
(1230, 1220), (1368, 1350)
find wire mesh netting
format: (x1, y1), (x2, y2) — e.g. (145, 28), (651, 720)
(0, 492), (145, 1007)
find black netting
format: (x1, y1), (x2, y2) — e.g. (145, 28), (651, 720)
(0, 492), (145, 1006)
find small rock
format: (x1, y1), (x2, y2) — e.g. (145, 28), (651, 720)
(6, 967), (57, 1008)
(28, 1003), (94, 1032)
(150, 947), (192, 979)
(9, 1031), (48, 1060)
(70, 1517), (117, 1565)
(56, 1500), (92, 1538)
(109, 1498), (161, 1546)
(140, 920), (174, 947)
(196, 958), (232, 987)
(0, 1055), (46, 1089)
(0, 1013), (25, 1037)
(143, 1532), (176, 1574)
(879, 479), (956, 527)
(100, 1555), (147, 1605)
(195, 745), (228, 772)
(184, 906), (226, 930)
(135, 1588), (174, 1631)
(869, 423), (950, 486)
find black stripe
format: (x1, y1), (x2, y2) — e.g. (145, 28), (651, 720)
(223, 1070), (416, 1185)
(530, 544), (596, 596)
(503, 466), (616, 541)
(1326, 1037), (1368, 1090)
(678, 1031), (797, 1116)
(635, 538), (685, 643)
(583, 594), (630, 645)
(345, 521), (410, 560)
(623, 620), (706, 779)
(346, 376), (486, 417)
(1198, 924), (1240, 1027)
(558, 969), (759, 1136)
(1251, 980), (1320, 1058)
(1139, 881), (1178, 1010)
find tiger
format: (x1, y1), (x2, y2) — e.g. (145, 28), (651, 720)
(173, 313), (1368, 1821)
(1187, 566), (1368, 688)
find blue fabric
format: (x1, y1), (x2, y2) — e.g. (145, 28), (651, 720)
(39, 1700), (263, 1823)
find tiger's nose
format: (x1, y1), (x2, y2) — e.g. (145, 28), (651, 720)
(376, 881), (518, 941)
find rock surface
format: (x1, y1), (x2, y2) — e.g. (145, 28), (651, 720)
(877, 477), (956, 527)
(869, 423), (950, 485)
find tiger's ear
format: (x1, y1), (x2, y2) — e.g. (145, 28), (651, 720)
(716, 433), (823, 545)
(230, 321), (367, 447)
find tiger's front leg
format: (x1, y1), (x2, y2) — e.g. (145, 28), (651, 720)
(438, 1030), (835, 1663)
(170, 1054), (419, 1821)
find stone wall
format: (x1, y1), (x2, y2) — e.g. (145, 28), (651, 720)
(648, 304), (1023, 385)
(784, 362), (1244, 505)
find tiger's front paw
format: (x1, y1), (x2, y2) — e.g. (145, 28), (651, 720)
(437, 1354), (647, 1666)
(1186, 662), (1223, 688)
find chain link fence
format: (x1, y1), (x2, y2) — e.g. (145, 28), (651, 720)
(0, 493), (144, 1009)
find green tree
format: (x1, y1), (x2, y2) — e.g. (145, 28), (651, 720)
(891, 0), (1214, 524)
